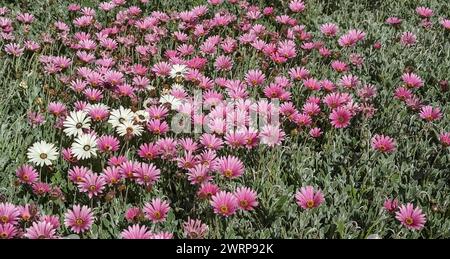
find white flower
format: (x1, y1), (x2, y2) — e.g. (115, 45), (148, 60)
(27, 140), (59, 167)
(63, 110), (91, 137)
(116, 120), (144, 137)
(146, 85), (156, 92)
(71, 134), (98, 160)
(108, 106), (135, 128)
(134, 110), (149, 124)
(159, 94), (182, 110)
(169, 64), (187, 79)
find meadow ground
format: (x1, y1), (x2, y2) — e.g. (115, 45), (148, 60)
(0, 0), (448, 239)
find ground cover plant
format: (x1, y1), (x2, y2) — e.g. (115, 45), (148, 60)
(0, 0), (449, 239)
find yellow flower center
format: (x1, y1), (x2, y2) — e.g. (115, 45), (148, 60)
(220, 205), (229, 214)
(39, 153), (48, 159)
(83, 145), (91, 151)
(76, 122), (83, 129)
(89, 185), (96, 191)
(405, 217), (414, 225)
(153, 211), (161, 219)
(75, 218), (84, 226)
(0, 232), (7, 238)
(224, 169), (233, 178)
(240, 200), (248, 208)
(0, 216), (8, 223)
(23, 174), (29, 181)
(126, 127), (133, 134)
(306, 200), (315, 208)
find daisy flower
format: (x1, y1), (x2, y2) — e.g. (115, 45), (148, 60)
(27, 140), (59, 167)
(0, 202), (20, 225)
(24, 221), (56, 239)
(234, 187), (259, 211)
(116, 120), (144, 138)
(64, 205), (94, 234)
(77, 172), (106, 198)
(120, 224), (152, 239)
(183, 218), (208, 239)
(63, 110), (91, 137)
(71, 134), (98, 160)
(108, 106), (135, 128)
(395, 203), (426, 230)
(295, 186), (325, 209)
(371, 134), (396, 153)
(210, 191), (238, 217)
(0, 223), (17, 239)
(159, 94), (182, 110)
(15, 164), (39, 184)
(143, 198), (170, 223)
(169, 64), (188, 79)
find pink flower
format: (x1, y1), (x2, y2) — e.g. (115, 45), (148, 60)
(395, 203), (426, 230)
(150, 231), (173, 239)
(400, 32), (417, 46)
(16, 164), (39, 184)
(441, 19), (450, 30)
(99, 167), (120, 186)
(277, 40), (296, 59)
(138, 143), (160, 160)
(331, 60), (348, 73)
(183, 218), (209, 239)
(309, 127), (323, 138)
(320, 23), (339, 37)
(64, 204), (94, 234)
(77, 172), (106, 198)
(439, 132), (450, 147)
(303, 78), (322, 91)
(143, 198), (170, 223)
(260, 124), (286, 146)
(214, 55), (233, 71)
(401, 73), (423, 88)
(32, 182), (51, 196)
(97, 135), (120, 153)
(210, 191), (238, 217)
(147, 119), (169, 134)
(0, 203), (20, 225)
(289, 67), (310, 81)
(187, 164), (212, 185)
(198, 182), (220, 199)
(0, 223), (17, 239)
(200, 133), (224, 150)
(329, 107), (352, 128)
(419, 106), (442, 122)
(289, 0), (306, 13)
(371, 134), (396, 153)
(295, 186), (325, 209)
(245, 69), (265, 87)
(48, 102), (67, 117)
(24, 221), (56, 239)
(338, 29), (366, 47)
(4, 43), (24, 57)
(121, 224), (152, 239)
(394, 87), (413, 101)
(133, 162), (161, 186)
(125, 207), (142, 222)
(416, 7), (433, 18)
(383, 198), (399, 213)
(386, 17), (402, 25)
(215, 155), (245, 179)
(234, 187), (259, 211)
